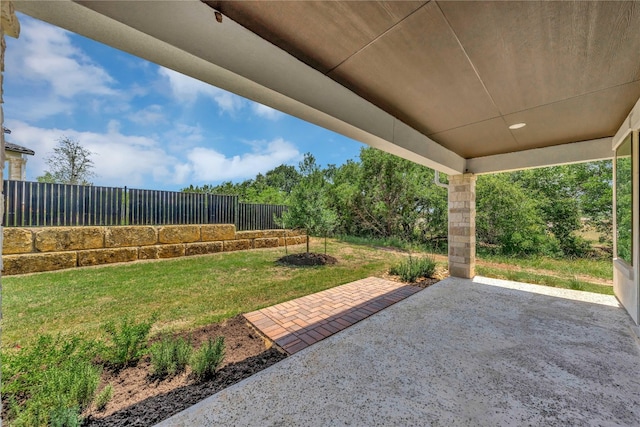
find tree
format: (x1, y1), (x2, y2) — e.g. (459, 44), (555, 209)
(279, 153), (336, 253)
(37, 137), (95, 185)
(572, 160), (613, 244)
(327, 147), (447, 243)
(512, 165), (599, 257)
(264, 165), (301, 195)
(182, 164), (300, 205)
(476, 174), (555, 256)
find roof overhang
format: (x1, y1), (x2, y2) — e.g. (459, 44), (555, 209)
(5, 141), (35, 156)
(15, 1), (639, 174)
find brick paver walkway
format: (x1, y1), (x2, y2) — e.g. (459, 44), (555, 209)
(244, 277), (421, 354)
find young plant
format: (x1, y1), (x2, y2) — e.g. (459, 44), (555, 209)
(191, 337), (225, 381)
(150, 336), (193, 377)
(102, 315), (156, 368)
(389, 255), (437, 282)
(94, 384), (114, 411)
(49, 406), (83, 427)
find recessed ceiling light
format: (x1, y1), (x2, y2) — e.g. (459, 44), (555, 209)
(508, 123), (526, 130)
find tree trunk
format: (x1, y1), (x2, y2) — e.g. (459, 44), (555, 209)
(306, 230), (310, 253)
(284, 228), (288, 254)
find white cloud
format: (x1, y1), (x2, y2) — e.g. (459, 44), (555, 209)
(7, 16), (116, 99)
(6, 121), (301, 188)
(169, 123), (205, 144)
(6, 120), (180, 187)
(158, 68), (284, 121)
(128, 105), (165, 125)
(159, 67), (244, 114)
(251, 103), (284, 120)
(3, 14), (124, 121)
(187, 138), (301, 181)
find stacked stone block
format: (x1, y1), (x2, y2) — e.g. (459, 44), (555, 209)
(448, 174), (476, 279)
(2, 225), (306, 275)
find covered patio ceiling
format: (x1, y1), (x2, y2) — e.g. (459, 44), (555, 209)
(15, 1), (640, 174)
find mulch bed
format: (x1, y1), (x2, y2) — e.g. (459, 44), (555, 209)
(277, 252), (338, 266)
(84, 315), (286, 427)
(411, 277), (441, 288)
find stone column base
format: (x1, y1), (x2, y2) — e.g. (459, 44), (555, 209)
(448, 174), (476, 279)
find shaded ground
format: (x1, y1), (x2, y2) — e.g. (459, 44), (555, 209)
(277, 252), (338, 266)
(84, 316), (286, 427)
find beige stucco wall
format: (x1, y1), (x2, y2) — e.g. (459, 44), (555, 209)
(2, 225), (305, 275)
(6, 151), (27, 180)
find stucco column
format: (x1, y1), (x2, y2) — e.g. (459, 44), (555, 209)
(448, 173), (476, 279)
(8, 156), (26, 180)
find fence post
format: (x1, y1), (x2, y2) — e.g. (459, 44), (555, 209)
(122, 186), (127, 226)
(234, 196), (239, 230)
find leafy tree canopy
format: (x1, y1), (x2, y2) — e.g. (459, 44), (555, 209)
(182, 146), (613, 258)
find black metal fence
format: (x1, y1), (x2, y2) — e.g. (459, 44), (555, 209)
(237, 202), (287, 232)
(3, 180), (286, 230)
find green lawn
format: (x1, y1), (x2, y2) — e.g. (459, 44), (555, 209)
(477, 253), (612, 280)
(2, 240), (405, 347)
(476, 266), (614, 295)
(3, 238), (617, 348)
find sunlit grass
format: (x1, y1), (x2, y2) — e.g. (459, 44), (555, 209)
(477, 253), (612, 280)
(476, 266), (614, 296)
(3, 239), (404, 347)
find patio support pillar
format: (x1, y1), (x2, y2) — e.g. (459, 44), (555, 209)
(448, 173), (476, 278)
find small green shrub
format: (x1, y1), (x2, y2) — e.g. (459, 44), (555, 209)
(389, 255), (437, 282)
(150, 336), (193, 377)
(50, 406), (82, 427)
(94, 384), (114, 411)
(44, 361), (100, 411)
(2, 334), (101, 427)
(102, 315), (156, 368)
(191, 337), (225, 381)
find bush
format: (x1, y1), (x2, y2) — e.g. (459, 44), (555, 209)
(2, 334), (101, 427)
(102, 315), (156, 368)
(50, 406), (83, 427)
(389, 255), (436, 282)
(150, 336), (193, 377)
(191, 337), (225, 381)
(560, 234), (592, 258)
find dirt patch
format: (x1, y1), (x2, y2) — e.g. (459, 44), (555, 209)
(277, 252), (338, 266)
(85, 315), (287, 427)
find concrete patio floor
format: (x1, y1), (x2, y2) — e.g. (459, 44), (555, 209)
(158, 276), (640, 426)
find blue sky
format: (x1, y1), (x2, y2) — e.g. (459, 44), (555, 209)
(3, 13), (364, 190)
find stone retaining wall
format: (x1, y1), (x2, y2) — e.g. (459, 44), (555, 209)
(2, 225), (306, 275)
